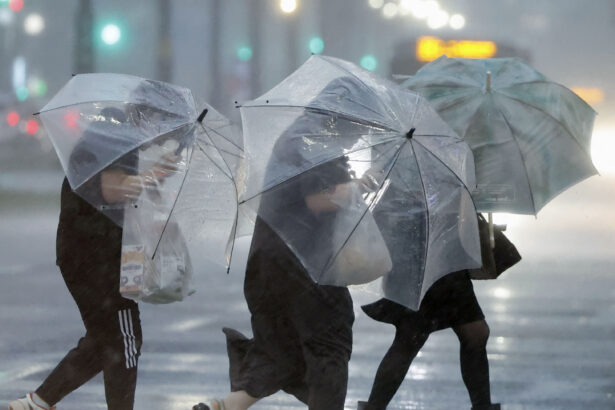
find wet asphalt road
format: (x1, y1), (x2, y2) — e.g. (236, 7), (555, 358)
(1, 207), (614, 410)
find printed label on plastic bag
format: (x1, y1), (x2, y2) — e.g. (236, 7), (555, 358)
(120, 244), (145, 294)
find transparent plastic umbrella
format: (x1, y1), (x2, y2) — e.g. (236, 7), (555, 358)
(38, 73), (243, 276)
(402, 55), (598, 216)
(239, 55), (481, 309)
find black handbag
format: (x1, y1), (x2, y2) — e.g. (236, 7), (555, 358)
(469, 214), (522, 280)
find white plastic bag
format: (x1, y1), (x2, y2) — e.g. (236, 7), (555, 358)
(324, 182), (393, 286)
(120, 204), (194, 304)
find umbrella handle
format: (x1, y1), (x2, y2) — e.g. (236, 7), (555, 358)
(488, 212), (495, 249)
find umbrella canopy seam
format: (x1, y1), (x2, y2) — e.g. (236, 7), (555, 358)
(320, 55), (408, 127)
(151, 135), (197, 259)
(239, 136), (403, 204)
(494, 100), (538, 215)
(39, 100), (196, 121)
(318, 138), (409, 282)
(241, 104), (400, 134)
(413, 138), (477, 195)
(408, 139), (431, 300)
(493, 90), (596, 159)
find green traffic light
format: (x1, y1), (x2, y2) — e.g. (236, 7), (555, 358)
(360, 55), (378, 71)
(16, 86), (28, 102)
(31, 79), (48, 97)
(309, 37), (324, 54)
(101, 23), (121, 46)
(237, 46), (253, 62)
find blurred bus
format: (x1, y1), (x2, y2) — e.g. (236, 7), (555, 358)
(390, 35), (532, 77)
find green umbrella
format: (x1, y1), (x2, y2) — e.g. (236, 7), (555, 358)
(403, 56), (597, 222)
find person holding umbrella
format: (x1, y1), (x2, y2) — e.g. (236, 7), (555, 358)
(193, 110), (357, 410)
(8, 106), (180, 410)
(194, 55), (483, 410)
(357, 223), (504, 410)
(352, 55), (596, 410)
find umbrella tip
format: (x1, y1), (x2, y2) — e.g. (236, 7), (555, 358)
(406, 128), (416, 139)
(197, 108), (208, 123)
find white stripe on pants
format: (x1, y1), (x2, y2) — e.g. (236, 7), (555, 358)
(118, 309), (137, 368)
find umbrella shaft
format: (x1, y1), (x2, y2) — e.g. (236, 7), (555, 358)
(488, 212), (495, 249)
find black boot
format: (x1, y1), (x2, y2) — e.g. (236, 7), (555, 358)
(471, 403), (500, 410)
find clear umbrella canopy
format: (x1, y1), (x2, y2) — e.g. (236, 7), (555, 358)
(402, 56), (598, 215)
(38, 74), (243, 283)
(239, 55), (481, 309)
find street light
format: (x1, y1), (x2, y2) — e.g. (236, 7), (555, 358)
(382, 2), (398, 18)
(427, 9), (449, 29)
(368, 0), (384, 9)
(449, 14), (465, 30)
(411, 0), (439, 20)
(280, 0), (297, 14)
(24, 13), (45, 35)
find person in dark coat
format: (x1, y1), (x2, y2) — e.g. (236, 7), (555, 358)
(357, 213), (504, 410)
(9, 107), (178, 410)
(194, 106), (360, 410)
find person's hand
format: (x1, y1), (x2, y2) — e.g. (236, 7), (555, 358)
(148, 153), (181, 183)
(358, 168), (381, 192)
(305, 182), (355, 213)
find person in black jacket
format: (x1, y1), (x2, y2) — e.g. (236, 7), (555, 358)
(9, 107), (178, 410)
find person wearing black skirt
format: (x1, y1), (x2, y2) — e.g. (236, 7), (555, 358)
(358, 270), (499, 410)
(357, 212), (504, 410)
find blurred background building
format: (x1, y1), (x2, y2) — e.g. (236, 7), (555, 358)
(1, 3), (614, 408)
(0, 0), (614, 246)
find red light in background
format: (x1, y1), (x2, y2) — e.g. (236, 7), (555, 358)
(9, 0), (24, 12)
(7, 111), (20, 126)
(64, 110), (79, 129)
(26, 119), (39, 135)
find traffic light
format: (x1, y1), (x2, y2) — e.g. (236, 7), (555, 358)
(6, 111), (19, 127)
(308, 37), (324, 54)
(15, 85), (28, 101)
(360, 55), (378, 71)
(25, 119), (38, 135)
(101, 23), (121, 46)
(9, 0), (23, 12)
(237, 46), (253, 62)
(29, 77), (48, 97)
(64, 110), (79, 130)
